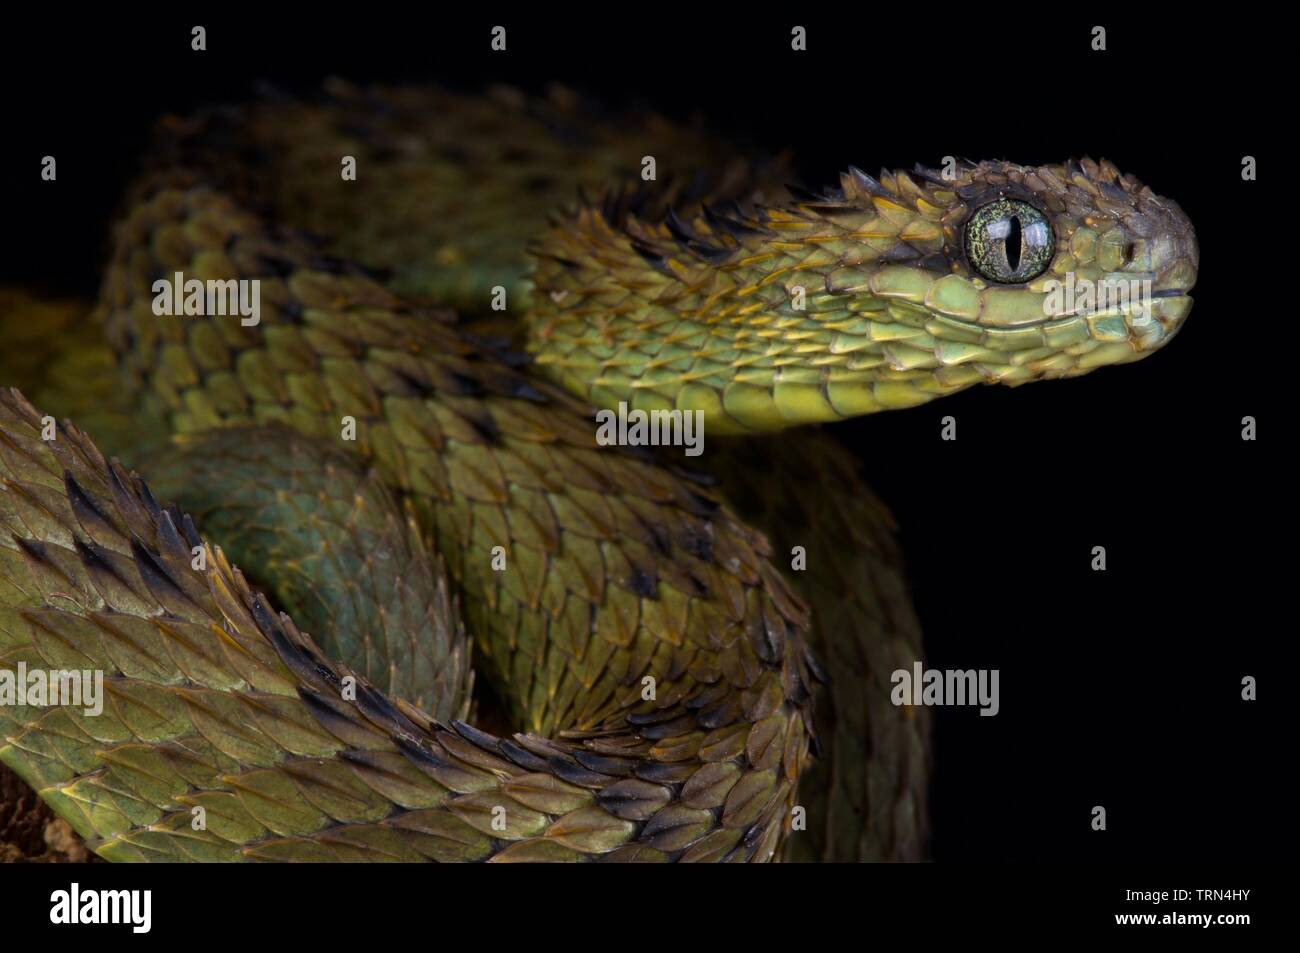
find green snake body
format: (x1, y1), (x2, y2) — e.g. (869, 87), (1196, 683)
(0, 84), (1196, 862)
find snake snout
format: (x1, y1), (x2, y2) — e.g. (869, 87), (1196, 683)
(1115, 195), (1198, 353)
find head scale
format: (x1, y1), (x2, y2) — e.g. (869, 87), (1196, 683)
(528, 157), (1197, 432)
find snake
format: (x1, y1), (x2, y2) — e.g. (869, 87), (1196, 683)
(0, 83), (1197, 862)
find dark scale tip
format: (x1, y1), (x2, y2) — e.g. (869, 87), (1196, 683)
(393, 733), (453, 771)
(786, 182), (829, 203)
(847, 165), (891, 198)
(805, 647), (831, 685)
(446, 370), (485, 398)
(135, 477), (165, 524)
(538, 252), (584, 273)
(703, 204), (761, 240)
(156, 507), (191, 561)
(663, 208), (732, 264)
(665, 207), (700, 246)
(466, 413), (503, 446)
(627, 567), (659, 599)
(73, 538), (112, 573)
(630, 239), (672, 274)
(680, 527), (714, 562)
(178, 513), (205, 550)
(600, 186), (625, 227)
(635, 760), (693, 784)
(690, 243), (736, 265)
(13, 537), (50, 564)
(549, 756), (611, 787)
(498, 739), (551, 772)
(786, 665), (812, 706)
(247, 589), (290, 642)
(802, 202), (859, 218)
(808, 732), (824, 760)
(752, 619), (784, 666)
(390, 366), (435, 398)
(271, 627), (336, 690)
(354, 679), (413, 732)
(451, 719), (503, 753)
(63, 472), (110, 529)
(1097, 180), (1132, 203)
(573, 750), (636, 777)
(625, 706), (684, 726)
(695, 699), (739, 730)
(129, 538), (187, 604)
(507, 378), (549, 404)
(685, 491), (720, 518)
(625, 183), (660, 219)
(911, 163), (949, 187)
(644, 524), (672, 559)
(462, 333), (534, 369)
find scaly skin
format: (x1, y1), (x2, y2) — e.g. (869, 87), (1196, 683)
(528, 158), (1198, 431)
(0, 86), (1196, 861)
(691, 432), (930, 861)
(1, 181), (819, 862)
(144, 81), (790, 312)
(142, 426), (476, 724)
(5, 387), (806, 861)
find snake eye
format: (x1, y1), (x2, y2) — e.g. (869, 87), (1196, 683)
(963, 198), (1054, 283)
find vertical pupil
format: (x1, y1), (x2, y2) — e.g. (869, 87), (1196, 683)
(1005, 215), (1022, 272)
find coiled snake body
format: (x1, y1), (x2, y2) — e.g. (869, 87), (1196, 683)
(0, 84), (1197, 862)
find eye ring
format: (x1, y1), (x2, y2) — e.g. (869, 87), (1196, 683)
(963, 198), (1054, 284)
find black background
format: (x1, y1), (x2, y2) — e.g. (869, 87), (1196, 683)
(0, 10), (1280, 864)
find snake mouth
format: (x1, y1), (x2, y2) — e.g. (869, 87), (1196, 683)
(902, 284), (1193, 371)
(929, 293), (1191, 335)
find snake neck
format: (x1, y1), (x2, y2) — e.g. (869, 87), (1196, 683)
(525, 160), (1197, 433)
(122, 92), (1197, 437)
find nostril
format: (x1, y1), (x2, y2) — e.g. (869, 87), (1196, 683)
(1123, 242), (1137, 265)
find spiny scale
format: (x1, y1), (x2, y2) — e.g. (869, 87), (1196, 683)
(1, 84), (1198, 862)
(0, 163), (820, 858)
(526, 156), (1195, 432)
(0, 369), (813, 859)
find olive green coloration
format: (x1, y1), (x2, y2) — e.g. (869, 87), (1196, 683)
(529, 158), (1197, 432)
(143, 427), (475, 723)
(0, 85), (1195, 862)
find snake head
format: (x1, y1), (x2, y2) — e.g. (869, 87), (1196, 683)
(528, 156), (1198, 431)
(782, 157), (1198, 407)
(903, 157), (1198, 372)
